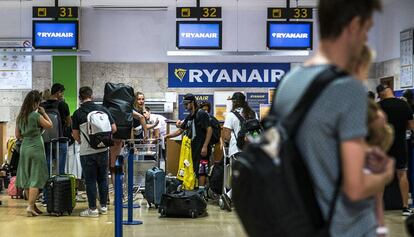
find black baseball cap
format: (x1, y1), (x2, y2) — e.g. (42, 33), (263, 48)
(182, 93), (197, 104)
(376, 84), (390, 94)
(228, 92), (246, 101)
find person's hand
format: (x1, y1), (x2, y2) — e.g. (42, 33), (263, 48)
(38, 106), (46, 115)
(365, 147), (390, 173)
(201, 146), (208, 157)
(176, 120), (182, 128)
(382, 158), (395, 185)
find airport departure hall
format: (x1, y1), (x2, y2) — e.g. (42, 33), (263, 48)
(1, 0), (414, 237)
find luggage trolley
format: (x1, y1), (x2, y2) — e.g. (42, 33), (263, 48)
(123, 139), (161, 201)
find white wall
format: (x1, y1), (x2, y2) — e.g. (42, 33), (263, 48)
(373, 0), (414, 62)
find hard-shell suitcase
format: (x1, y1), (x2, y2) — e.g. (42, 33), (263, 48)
(45, 175), (74, 216)
(159, 190), (207, 218)
(144, 167), (166, 208)
(45, 138), (76, 216)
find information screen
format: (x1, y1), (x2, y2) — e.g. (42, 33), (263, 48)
(33, 21), (79, 49)
(176, 21), (222, 49)
(267, 22), (312, 50)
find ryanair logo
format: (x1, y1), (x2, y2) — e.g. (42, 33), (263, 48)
(174, 68), (187, 81)
(37, 32), (74, 38)
(271, 33), (308, 39)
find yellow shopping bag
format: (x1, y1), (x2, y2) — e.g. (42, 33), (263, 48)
(177, 135), (196, 190)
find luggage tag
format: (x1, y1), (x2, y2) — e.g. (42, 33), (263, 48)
(184, 159), (190, 167)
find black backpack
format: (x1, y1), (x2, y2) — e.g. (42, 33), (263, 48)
(103, 83), (135, 140)
(208, 114), (221, 145)
(232, 111), (262, 150)
(231, 66), (346, 237)
(41, 100), (63, 143)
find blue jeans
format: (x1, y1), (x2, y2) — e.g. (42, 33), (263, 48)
(80, 151), (109, 209)
(45, 142), (67, 175)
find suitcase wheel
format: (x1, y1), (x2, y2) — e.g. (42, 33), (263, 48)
(219, 197), (225, 210)
(160, 208), (166, 217)
(190, 210), (196, 219)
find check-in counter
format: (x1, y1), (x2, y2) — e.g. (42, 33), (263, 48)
(165, 121), (224, 175)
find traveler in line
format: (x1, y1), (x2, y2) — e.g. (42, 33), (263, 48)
(42, 83), (72, 174)
(377, 84), (414, 216)
(15, 90), (52, 216)
(72, 86), (117, 217)
(273, 0), (394, 236)
(165, 94), (213, 191)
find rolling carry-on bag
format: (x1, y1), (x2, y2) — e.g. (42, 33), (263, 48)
(45, 138), (76, 216)
(159, 190), (207, 218)
(144, 167), (166, 208)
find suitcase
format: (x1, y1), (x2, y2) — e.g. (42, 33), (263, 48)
(159, 190), (207, 218)
(7, 176), (23, 199)
(144, 167), (166, 208)
(45, 138), (76, 216)
(166, 176), (181, 194)
(45, 175), (75, 216)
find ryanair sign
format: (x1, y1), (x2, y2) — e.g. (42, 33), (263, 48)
(168, 63), (290, 88)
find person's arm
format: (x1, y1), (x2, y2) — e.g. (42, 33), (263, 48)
(222, 127), (231, 143)
(15, 125), (22, 140)
(65, 116), (72, 128)
(164, 128), (184, 139)
(153, 128), (160, 139)
(408, 120), (414, 130)
(341, 138), (394, 201)
(201, 126), (212, 157)
(72, 129), (81, 143)
(38, 107), (53, 129)
(111, 123), (117, 134)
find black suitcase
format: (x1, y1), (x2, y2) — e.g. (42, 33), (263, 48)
(103, 83), (135, 139)
(159, 190), (207, 218)
(45, 176), (74, 216)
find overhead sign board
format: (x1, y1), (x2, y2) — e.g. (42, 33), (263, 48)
(32, 21), (79, 49)
(176, 21), (222, 49)
(168, 63), (291, 88)
(176, 7), (222, 19)
(267, 8), (313, 19)
(33, 6), (79, 18)
(267, 21), (313, 50)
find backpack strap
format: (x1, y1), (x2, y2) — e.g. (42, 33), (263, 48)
(231, 111), (245, 139)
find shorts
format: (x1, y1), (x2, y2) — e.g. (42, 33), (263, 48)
(198, 159), (209, 176)
(395, 155), (408, 170)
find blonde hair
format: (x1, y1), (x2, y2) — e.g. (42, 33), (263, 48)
(41, 88), (51, 101)
(347, 44), (374, 75)
(366, 99), (394, 152)
(134, 92), (145, 112)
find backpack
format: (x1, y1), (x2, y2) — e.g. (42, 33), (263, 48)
(9, 140), (21, 176)
(231, 66), (346, 237)
(232, 111), (262, 150)
(207, 159), (224, 195)
(81, 110), (113, 149)
(41, 100), (63, 143)
(103, 83), (135, 139)
(208, 115), (221, 145)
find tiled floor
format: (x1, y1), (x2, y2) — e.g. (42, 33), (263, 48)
(0, 194), (411, 237)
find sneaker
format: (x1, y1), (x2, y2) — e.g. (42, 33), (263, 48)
(402, 208), (413, 216)
(99, 206), (108, 215)
(80, 208), (99, 217)
(220, 194), (232, 212)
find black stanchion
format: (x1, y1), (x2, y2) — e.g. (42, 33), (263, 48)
(115, 155), (124, 237)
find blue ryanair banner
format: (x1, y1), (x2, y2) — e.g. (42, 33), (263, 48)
(168, 63), (290, 88)
(178, 94), (214, 120)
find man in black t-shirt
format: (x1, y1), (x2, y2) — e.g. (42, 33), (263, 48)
(378, 84), (414, 215)
(43, 83), (72, 175)
(72, 86), (116, 217)
(165, 94), (213, 190)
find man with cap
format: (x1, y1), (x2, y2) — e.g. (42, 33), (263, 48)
(220, 92), (257, 211)
(377, 84), (414, 215)
(165, 93), (213, 191)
